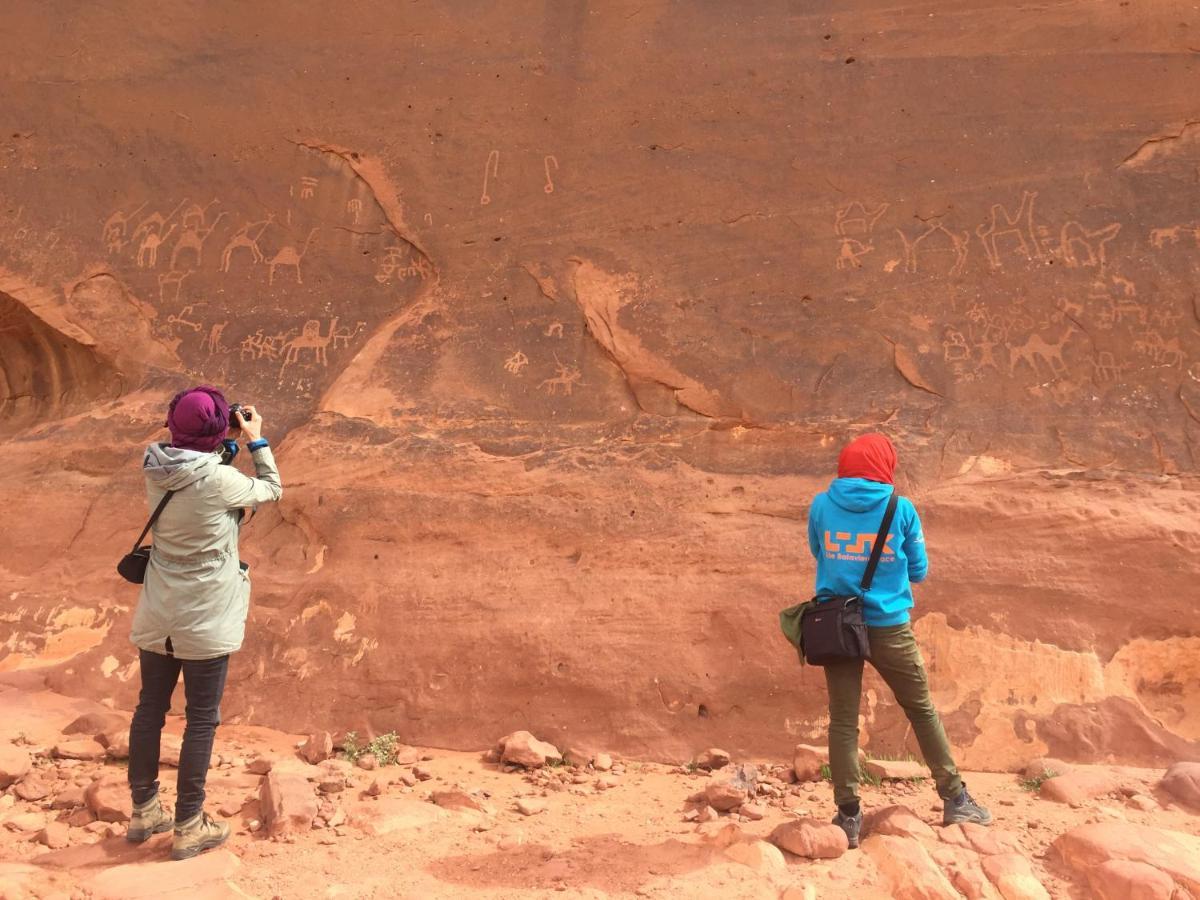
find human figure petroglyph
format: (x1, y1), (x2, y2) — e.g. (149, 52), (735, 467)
(202, 321), (229, 355)
(374, 245), (433, 284)
(896, 222), (970, 276)
(346, 199), (362, 225)
(299, 177), (318, 200)
(132, 200), (187, 247)
(977, 190), (1041, 268)
(137, 225), (176, 268)
(1008, 329), (1075, 380)
(171, 212), (228, 270)
(1059, 221), (1121, 272)
(540, 357), (583, 396)
(166, 305), (203, 333)
(481, 150), (499, 206)
(102, 201), (148, 253)
(157, 268), (191, 303)
(239, 328), (293, 362)
(1151, 305), (1183, 329)
(280, 317), (337, 371)
(835, 201), (889, 271)
(267, 228), (318, 285)
(220, 215), (274, 273)
(543, 155), (559, 194)
(504, 351), (529, 375)
(331, 320), (366, 349)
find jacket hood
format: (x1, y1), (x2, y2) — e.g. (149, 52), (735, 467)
(143, 442), (219, 490)
(826, 476), (894, 513)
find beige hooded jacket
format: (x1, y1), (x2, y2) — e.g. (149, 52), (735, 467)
(130, 442), (283, 660)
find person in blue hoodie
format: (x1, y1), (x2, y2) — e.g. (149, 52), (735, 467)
(808, 433), (990, 848)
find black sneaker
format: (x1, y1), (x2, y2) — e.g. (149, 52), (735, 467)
(943, 786), (992, 826)
(832, 808), (863, 849)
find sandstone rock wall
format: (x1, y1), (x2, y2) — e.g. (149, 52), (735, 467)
(1, 1), (1197, 766)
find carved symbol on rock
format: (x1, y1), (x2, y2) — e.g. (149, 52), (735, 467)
(299, 177), (318, 200)
(977, 190), (1041, 268)
(202, 321), (229, 355)
(171, 212), (228, 270)
(166, 305), (203, 333)
(267, 228), (318, 285)
(181, 199), (220, 232)
(240, 328), (294, 362)
(137, 225), (176, 268)
(834, 201), (889, 270)
(1008, 329), (1074, 380)
(896, 222), (969, 275)
(102, 201), (148, 254)
(539, 356), (583, 395)
(346, 199), (362, 224)
(1149, 223), (1200, 249)
(504, 350), (530, 375)
(280, 317), (338, 372)
(544, 322), (564, 338)
(158, 268), (192, 303)
(481, 150), (499, 206)
(220, 215), (274, 273)
(1093, 351), (1124, 383)
(942, 327), (971, 364)
(1059, 221), (1121, 272)
(543, 155), (559, 194)
(331, 321), (366, 349)
(1134, 331), (1184, 367)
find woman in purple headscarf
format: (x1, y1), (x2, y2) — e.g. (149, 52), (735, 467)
(126, 386), (283, 860)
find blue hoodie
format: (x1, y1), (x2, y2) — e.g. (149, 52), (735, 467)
(806, 477), (928, 627)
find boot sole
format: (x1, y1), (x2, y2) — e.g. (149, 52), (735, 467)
(943, 812), (994, 826)
(126, 822), (173, 843)
(170, 831), (230, 861)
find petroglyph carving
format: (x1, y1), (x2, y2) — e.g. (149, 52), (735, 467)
(897, 222), (969, 276)
(346, 199), (362, 224)
(181, 199), (220, 232)
(1008, 329), (1075, 379)
(299, 177), (318, 200)
(171, 212), (228, 269)
(1094, 286), (1146, 330)
(1056, 297), (1084, 320)
(834, 201), (889, 270)
(1059, 221), (1121, 271)
(102, 201), (147, 253)
(331, 320), (366, 349)
(942, 328), (971, 364)
(280, 317), (338, 370)
(1111, 275), (1136, 297)
(504, 351), (529, 375)
(1151, 305), (1182, 329)
(202, 321), (229, 355)
(545, 322), (564, 338)
(157, 268), (191, 303)
(374, 245), (433, 284)
(543, 155), (559, 194)
(239, 328), (293, 362)
(137, 225), (176, 268)
(220, 216), (274, 273)
(1134, 331), (1184, 367)
(540, 357), (583, 396)
(481, 150), (499, 206)
(1092, 351), (1124, 383)
(166, 305), (203, 333)
(977, 190), (1040, 268)
(132, 200), (187, 246)
(267, 228), (318, 285)
(1149, 223), (1200, 248)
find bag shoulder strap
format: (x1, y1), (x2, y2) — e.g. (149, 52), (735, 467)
(859, 491), (899, 592)
(131, 490), (176, 552)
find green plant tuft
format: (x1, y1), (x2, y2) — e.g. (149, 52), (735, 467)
(1019, 770), (1058, 792)
(341, 730), (401, 766)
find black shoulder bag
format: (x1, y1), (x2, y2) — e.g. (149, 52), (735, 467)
(116, 490), (176, 584)
(779, 491), (899, 666)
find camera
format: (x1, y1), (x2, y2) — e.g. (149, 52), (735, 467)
(227, 403), (252, 430)
(221, 402), (252, 466)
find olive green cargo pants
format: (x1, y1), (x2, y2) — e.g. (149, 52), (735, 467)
(823, 622), (963, 805)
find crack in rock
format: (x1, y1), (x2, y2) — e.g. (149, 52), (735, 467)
(1119, 119), (1200, 169)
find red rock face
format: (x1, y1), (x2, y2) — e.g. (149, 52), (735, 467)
(0, 3), (1198, 766)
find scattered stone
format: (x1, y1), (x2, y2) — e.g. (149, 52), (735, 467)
(1127, 794), (1158, 812)
(561, 747), (594, 767)
(84, 775), (129, 823)
(594, 753), (613, 772)
(863, 758), (927, 781)
(260, 772), (318, 837)
(863, 834), (961, 900)
(495, 731), (562, 769)
(412, 765), (434, 782)
(682, 808), (699, 822)
(218, 801), (243, 818)
(300, 732), (334, 765)
(62, 711), (129, 740)
(52, 739), (106, 761)
(366, 779), (383, 797)
(696, 806), (719, 824)
(792, 744), (825, 783)
(432, 789), (495, 815)
(724, 839), (787, 875)
(355, 753), (378, 771)
(692, 748), (731, 771)
(1054, 821), (1200, 897)
(703, 764), (758, 812)
(864, 805), (936, 840)
(516, 798), (547, 816)
(37, 822), (70, 850)
(738, 802), (765, 821)
(769, 818), (849, 859)
(318, 779), (346, 794)
(0, 745), (32, 789)
(981, 853), (1050, 900)
(595, 775), (620, 791)
(66, 807), (95, 828)
(248, 819), (262, 833)
(1159, 762), (1200, 810)
(6, 812), (47, 833)
(246, 757), (273, 776)
(1022, 757), (1070, 781)
(1086, 859), (1178, 900)
(1040, 770), (1124, 805)
(14, 776), (49, 802)
(51, 785), (85, 810)
(391, 745), (421, 767)
(103, 732), (130, 760)
(327, 807), (347, 828)
(398, 771), (418, 788)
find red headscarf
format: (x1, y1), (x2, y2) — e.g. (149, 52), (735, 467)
(837, 433), (897, 485)
(166, 385), (230, 453)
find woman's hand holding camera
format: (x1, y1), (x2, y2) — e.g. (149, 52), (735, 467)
(235, 406), (263, 442)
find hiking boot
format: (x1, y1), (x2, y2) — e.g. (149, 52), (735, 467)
(170, 811), (230, 861)
(126, 794), (173, 843)
(943, 786), (993, 826)
(832, 808), (863, 849)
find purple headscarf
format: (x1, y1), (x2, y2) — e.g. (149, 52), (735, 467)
(166, 385), (230, 453)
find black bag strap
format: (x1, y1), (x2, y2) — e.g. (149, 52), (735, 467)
(131, 490), (176, 552)
(860, 491), (899, 592)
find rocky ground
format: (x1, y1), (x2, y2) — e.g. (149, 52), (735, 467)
(1, 687), (1198, 899)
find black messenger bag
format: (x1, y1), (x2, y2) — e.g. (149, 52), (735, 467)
(116, 490), (176, 584)
(787, 491), (899, 666)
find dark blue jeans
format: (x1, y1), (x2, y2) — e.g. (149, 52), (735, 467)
(128, 648), (229, 823)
